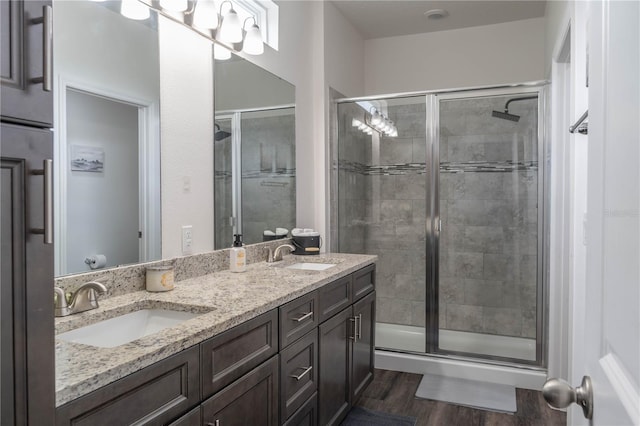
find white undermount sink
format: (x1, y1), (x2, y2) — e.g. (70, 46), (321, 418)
(285, 262), (336, 271)
(56, 309), (202, 348)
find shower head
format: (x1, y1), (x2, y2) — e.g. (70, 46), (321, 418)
(214, 123), (231, 141)
(492, 109), (520, 122)
(491, 95), (538, 122)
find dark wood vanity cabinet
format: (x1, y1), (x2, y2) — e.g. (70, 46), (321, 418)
(55, 264), (375, 426)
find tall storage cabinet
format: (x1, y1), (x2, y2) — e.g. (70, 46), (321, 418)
(1, 0), (55, 424)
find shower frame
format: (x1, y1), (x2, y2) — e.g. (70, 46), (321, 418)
(330, 81), (549, 369)
(215, 103), (295, 245)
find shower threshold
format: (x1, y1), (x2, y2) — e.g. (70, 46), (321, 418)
(376, 322), (536, 362)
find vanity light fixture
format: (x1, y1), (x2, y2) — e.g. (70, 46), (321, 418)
(121, 0), (150, 20)
(242, 17), (264, 55)
(192, 0), (218, 29)
(217, 0), (243, 43)
(136, 0), (265, 61)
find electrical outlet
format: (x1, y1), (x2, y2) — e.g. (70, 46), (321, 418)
(182, 225), (193, 255)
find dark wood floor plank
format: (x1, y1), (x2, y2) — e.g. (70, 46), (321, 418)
(352, 369), (567, 426)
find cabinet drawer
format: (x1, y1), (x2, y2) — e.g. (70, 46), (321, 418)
(201, 355), (279, 426)
(201, 309), (278, 399)
(283, 392), (317, 426)
(280, 329), (318, 421)
(55, 345), (200, 426)
(318, 275), (352, 323)
(352, 264), (375, 302)
(279, 291), (318, 349)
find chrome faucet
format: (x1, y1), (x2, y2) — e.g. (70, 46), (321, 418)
(267, 244), (296, 263)
(54, 281), (108, 317)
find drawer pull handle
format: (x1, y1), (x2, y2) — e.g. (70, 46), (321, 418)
(30, 159), (53, 244)
(350, 317), (357, 341)
(290, 365), (313, 381)
(357, 313), (363, 340)
(293, 311), (313, 322)
(30, 5), (53, 92)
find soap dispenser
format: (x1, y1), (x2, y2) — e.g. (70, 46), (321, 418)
(230, 234), (246, 273)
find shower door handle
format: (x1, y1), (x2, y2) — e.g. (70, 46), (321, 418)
(542, 376), (593, 419)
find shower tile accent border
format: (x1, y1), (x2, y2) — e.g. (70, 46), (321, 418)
(54, 239), (294, 298)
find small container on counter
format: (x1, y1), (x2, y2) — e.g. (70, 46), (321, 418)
(146, 265), (175, 292)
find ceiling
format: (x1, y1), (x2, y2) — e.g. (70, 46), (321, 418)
(330, 1), (547, 40)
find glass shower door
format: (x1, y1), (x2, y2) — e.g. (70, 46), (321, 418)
(435, 91), (541, 363)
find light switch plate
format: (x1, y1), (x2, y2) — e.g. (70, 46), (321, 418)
(182, 225), (193, 254)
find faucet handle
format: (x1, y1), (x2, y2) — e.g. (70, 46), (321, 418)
(54, 287), (71, 317)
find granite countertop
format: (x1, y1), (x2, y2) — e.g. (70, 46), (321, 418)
(55, 253), (376, 407)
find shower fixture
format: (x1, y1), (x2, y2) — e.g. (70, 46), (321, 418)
(491, 95), (538, 122)
(214, 123), (232, 141)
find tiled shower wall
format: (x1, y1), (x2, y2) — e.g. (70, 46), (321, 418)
(439, 97), (538, 338)
(338, 99), (428, 328)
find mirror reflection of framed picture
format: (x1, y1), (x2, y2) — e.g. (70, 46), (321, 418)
(70, 145), (104, 172)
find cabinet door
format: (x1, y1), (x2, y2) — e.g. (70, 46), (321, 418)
(55, 345), (200, 426)
(318, 307), (352, 426)
(0, 0), (53, 127)
(1, 123), (54, 425)
(351, 291), (375, 403)
(201, 355), (279, 426)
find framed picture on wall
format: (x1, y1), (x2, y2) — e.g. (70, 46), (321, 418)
(70, 145), (104, 172)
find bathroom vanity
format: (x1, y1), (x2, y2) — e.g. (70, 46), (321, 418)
(54, 253), (376, 426)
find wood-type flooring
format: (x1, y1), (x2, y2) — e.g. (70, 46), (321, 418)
(353, 369), (567, 426)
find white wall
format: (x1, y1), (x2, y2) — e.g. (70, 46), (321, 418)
(364, 18), (546, 95)
(544, 1), (571, 78)
(159, 17), (214, 258)
(323, 1), (365, 98)
(66, 91), (139, 273)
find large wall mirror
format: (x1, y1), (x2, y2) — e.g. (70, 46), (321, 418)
(54, 0), (163, 276)
(54, 0), (296, 275)
(214, 56), (296, 249)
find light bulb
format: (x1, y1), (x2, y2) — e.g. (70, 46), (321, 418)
(242, 22), (264, 55)
(370, 110), (381, 125)
(121, 0), (150, 20)
(193, 0), (219, 29)
(160, 0), (188, 12)
(218, 3), (242, 43)
(214, 44), (232, 60)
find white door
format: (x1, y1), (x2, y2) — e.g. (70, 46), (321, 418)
(574, 0), (639, 424)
